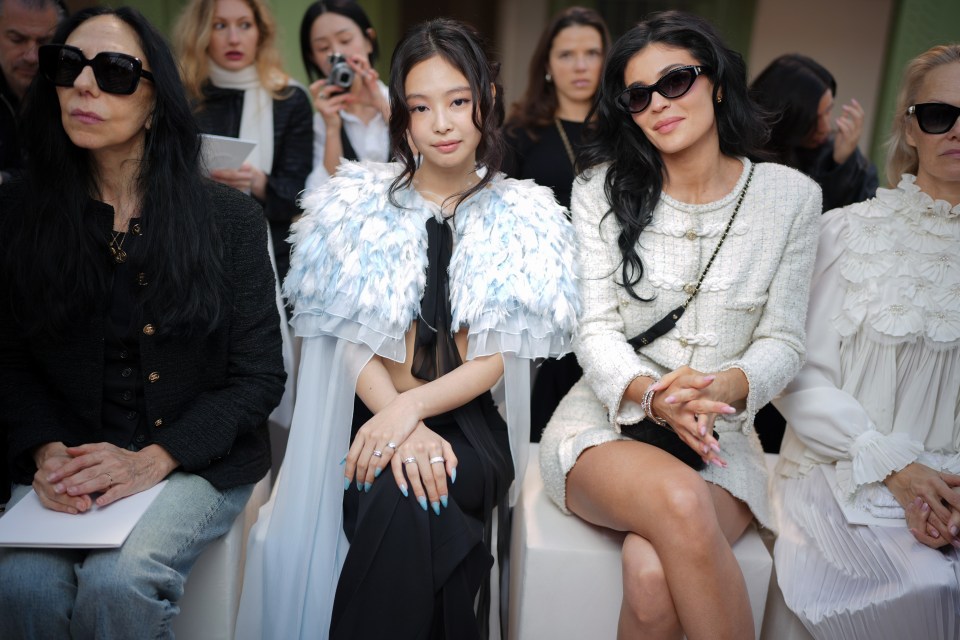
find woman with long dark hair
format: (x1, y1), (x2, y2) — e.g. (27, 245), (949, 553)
(0, 7), (284, 638)
(538, 12), (820, 638)
(237, 18), (579, 640)
(751, 53), (878, 211)
(503, 6), (609, 441)
(300, 0), (390, 190)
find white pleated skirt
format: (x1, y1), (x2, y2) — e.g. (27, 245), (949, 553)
(772, 467), (960, 640)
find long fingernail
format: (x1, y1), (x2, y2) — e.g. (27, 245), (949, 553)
(702, 444), (709, 454)
(722, 406), (736, 414)
(431, 501), (440, 515)
(344, 477), (351, 491)
(699, 426), (706, 437)
(54, 483), (64, 494)
(339, 454), (346, 466)
(440, 495), (448, 508)
(374, 467), (381, 478)
(399, 483), (408, 497)
(703, 375), (716, 381)
(417, 496), (428, 511)
(921, 502), (930, 512)
(363, 482), (372, 493)
(951, 526), (958, 536)
(913, 496), (923, 506)
(931, 528), (941, 538)
(451, 468), (457, 484)
(710, 443), (721, 453)
(356, 480), (362, 491)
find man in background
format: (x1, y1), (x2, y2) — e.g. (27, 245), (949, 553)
(0, 0), (61, 184)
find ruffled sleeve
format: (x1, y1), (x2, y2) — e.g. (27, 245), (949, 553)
(774, 209), (925, 489)
(449, 176), (580, 361)
(283, 162), (427, 361)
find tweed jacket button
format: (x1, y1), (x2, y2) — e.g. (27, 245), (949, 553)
(679, 337), (689, 347)
(154, 418), (163, 427)
(685, 229), (697, 240)
(148, 371), (160, 383)
(683, 283), (697, 295)
(143, 324), (155, 335)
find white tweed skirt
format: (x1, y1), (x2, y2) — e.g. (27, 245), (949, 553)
(539, 378), (774, 530)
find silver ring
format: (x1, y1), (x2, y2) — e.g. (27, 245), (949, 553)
(386, 442), (398, 450)
(372, 450), (383, 458)
(429, 456), (445, 465)
(403, 457), (417, 465)
(104, 472), (114, 486)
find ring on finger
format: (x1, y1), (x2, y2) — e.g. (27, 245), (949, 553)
(104, 472), (114, 486)
(386, 442), (398, 450)
(403, 457), (417, 465)
(372, 450), (383, 458)
(429, 456), (445, 465)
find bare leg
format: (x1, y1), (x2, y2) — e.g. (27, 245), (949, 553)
(567, 441), (754, 640)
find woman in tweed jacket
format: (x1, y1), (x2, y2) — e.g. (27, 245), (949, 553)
(538, 12), (821, 639)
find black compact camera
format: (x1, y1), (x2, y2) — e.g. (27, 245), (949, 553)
(328, 53), (355, 90)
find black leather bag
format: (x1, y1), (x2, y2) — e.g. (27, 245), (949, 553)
(620, 419), (716, 470)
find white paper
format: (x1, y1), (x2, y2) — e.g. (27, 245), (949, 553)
(821, 465), (906, 528)
(200, 134), (256, 174)
(0, 481), (167, 548)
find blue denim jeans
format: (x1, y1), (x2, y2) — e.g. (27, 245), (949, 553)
(0, 472), (253, 640)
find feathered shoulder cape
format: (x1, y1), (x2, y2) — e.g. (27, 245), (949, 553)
(284, 161), (580, 360)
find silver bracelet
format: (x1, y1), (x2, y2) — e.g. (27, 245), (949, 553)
(641, 383), (668, 426)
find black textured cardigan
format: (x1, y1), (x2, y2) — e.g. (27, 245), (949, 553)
(0, 181), (286, 490)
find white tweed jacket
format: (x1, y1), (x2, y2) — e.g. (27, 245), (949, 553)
(575, 158), (822, 434)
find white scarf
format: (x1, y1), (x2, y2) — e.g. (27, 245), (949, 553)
(207, 60), (274, 173)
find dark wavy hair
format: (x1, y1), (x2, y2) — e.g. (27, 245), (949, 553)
(580, 10), (770, 300)
(750, 53), (836, 167)
(505, 6), (609, 137)
(8, 6), (227, 339)
(387, 18), (504, 213)
(299, 0), (378, 83)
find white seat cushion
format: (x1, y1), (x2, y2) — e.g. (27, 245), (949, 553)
(509, 444), (772, 639)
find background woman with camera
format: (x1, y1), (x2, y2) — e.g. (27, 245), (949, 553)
(301, 0), (389, 191)
(174, 0), (312, 282)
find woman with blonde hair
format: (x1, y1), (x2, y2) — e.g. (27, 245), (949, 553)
(174, 0), (312, 281)
(771, 43), (960, 639)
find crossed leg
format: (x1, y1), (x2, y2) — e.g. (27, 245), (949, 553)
(566, 440), (754, 640)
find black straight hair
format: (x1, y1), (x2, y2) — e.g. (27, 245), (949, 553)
(7, 6), (227, 340)
(387, 18), (504, 214)
(299, 0), (378, 83)
(580, 10), (771, 300)
(750, 53), (837, 167)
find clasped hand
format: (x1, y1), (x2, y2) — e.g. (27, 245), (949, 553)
(645, 366), (746, 468)
(343, 397), (457, 515)
(885, 461), (960, 549)
(32, 441), (176, 514)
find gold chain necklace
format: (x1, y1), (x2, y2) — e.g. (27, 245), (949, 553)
(554, 118), (576, 168)
(108, 231), (128, 263)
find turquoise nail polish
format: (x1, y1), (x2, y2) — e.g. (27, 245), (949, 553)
(417, 496), (428, 511)
(339, 455), (346, 466)
(343, 477), (350, 491)
(440, 495), (448, 509)
(431, 501), (440, 516)
(363, 482), (372, 493)
(374, 467), (381, 478)
(451, 468), (457, 484)
(400, 484), (408, 497)
(356, 480), (362, 491)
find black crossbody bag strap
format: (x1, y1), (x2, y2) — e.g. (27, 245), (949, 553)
(627, 164), (754, 350)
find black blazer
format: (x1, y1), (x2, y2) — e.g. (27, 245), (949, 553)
(0, 181), (286, 490)
(194, 83), (313, 280)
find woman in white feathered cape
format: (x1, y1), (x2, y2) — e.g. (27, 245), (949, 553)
(236, 21), (579, 639)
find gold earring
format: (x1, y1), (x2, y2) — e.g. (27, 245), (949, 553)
(716, 91), (723, 104)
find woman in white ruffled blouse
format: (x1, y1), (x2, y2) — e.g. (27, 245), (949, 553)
(771, 44), (960, 640)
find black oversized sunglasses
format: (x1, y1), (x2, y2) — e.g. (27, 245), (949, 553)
(617, 65), (709, 114)
(39, 44), (154, 95)
(907, 102), (960, 135)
